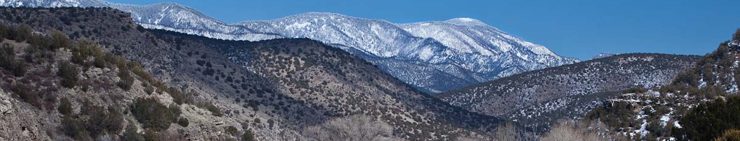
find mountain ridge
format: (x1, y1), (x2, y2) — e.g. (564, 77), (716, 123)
(0, 7), (513, 140)
(0, 0), (579, 93)
(438, 53), (699, 131)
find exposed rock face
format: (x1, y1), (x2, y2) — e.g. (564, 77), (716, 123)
(0, 90), (52, 141)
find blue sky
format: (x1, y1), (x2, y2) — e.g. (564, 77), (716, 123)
(109, 0), (740, 60)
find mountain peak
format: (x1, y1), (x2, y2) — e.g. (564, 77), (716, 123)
(444, 17), (488, 26)
(278, 12), (384, 23)
(296, 12), (346, 17)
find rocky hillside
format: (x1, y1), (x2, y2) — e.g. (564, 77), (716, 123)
(582, 30), (740, 140)
(0, 18), (221, 140)
(0, 7), (509, 141)
(438, 53), (699, 131)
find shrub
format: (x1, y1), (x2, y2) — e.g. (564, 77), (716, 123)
(61, 102), (125, 138)
(58, 97), (73, 116)
(167, 87), (186, 105)
(197, 102), (223, 117)
(13, 24), (32, 42)
(93, 56), (106, 68)
(143, 130), (163, 141)
(50, 30), (70, 50)
(241, 130), (256, 141)
(130, 62), (152, 82)
(58, 62), (79, 88)
(623, 87), (647, 94)
(143, 83), (154, 94)
(676, 96), (740, 140)
(22, 44), (41, 63)
(103, 53), (123, 69)
(62, 115), (90, 140)
(10, 61), (26, 76)
(100, 107), (125, 136)
(0, 24), (8, 39)
(0, 44), (14, 65)
(117, 69), (134, 91)
(71, 40), (104, 66)
(12, 83), (41, 108)
(131, 98), (179, 131)
(177, 117), (189, 127)
(0, 44), (26, 76)
(716, 129), (740, 141)
(122, 124), (145, 141)
(27, 34), (52, 51)
(70, 51), (86, 65)
(168, 104), (181, 119)
(225, 126), (239, 136)
(586, 101), (635, 129)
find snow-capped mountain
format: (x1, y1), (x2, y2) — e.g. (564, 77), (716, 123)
(110, 3), (282, 41)
(0, 0), (106, 7)
(240, 12), (484, 92)
(593, 53), (616, 59)
(400, 18), (576, 80)
(241, 12), (444, 59)
(0, 0), (577, 93)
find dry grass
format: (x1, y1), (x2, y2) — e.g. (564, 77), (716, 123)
(300, 115), (402, 141)
(715, 129), (740, 141)
(540, 120), (604, 141)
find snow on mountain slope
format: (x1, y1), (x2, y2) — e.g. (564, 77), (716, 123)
(0, 0), (106, 7)
(240, 12), (577, 92)
(0, 0), (578, 93)
(241, 12), (446, 59)
(400, 18), (577, 80)
(438, 53), (699, 131)
(109, 3), (282, 41)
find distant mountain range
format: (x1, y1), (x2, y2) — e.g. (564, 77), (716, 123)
(0, 0), (577, 93)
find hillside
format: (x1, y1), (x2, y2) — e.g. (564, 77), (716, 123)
(0, 0), (577, 94)
(582, 30), (740, 140)
(438, 53), (699, 131)
(0, 7), (508, 141)
(0, 18), (222, 140)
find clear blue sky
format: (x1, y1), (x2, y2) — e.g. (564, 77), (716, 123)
(109, 0), (740, 60)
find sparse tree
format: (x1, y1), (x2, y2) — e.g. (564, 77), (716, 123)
(58, 97), (73, 116)
(50, 30), (70, 50)
(58, 61), (79, 88)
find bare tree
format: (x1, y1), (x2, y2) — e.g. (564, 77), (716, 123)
(540, 120), (604, 141)
(300, 115), (403, 141)
(493, 122), (521, 141)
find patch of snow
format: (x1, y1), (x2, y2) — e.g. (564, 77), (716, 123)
(660, 108), (673, 127)
(637, 119), (649, 137)
(673, 121), (682, 128)
(419, 47), (434, 61)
